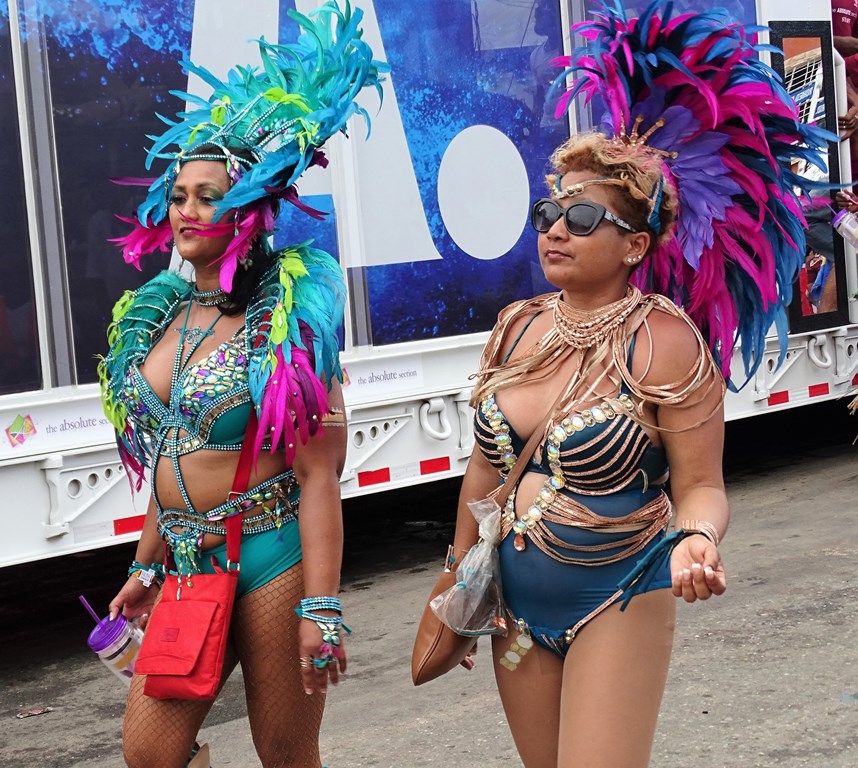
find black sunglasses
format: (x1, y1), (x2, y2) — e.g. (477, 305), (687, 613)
(530, 198), (639, 236)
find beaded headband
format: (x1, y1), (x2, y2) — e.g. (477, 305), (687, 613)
(551, 174), (663, 235)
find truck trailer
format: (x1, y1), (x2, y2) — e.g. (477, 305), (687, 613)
(0, 0), (855, 567)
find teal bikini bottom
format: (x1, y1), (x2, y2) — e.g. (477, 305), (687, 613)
(198, 521), (302, 597)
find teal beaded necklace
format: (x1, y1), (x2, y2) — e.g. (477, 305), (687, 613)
(171, 300), (223, 399)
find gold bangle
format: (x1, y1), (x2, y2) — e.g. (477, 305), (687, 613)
(677, 519), (720, 547)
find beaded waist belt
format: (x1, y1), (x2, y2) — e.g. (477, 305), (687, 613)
(500, 489), (672, 566)
(157, 471), (299, 574)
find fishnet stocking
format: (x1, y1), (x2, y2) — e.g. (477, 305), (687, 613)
(234, 562), (326, 767)
(122, 562), (323, 768)
(122, 588), (239, 768)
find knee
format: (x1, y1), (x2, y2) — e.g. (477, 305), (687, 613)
(123, 730), (189, 768)
(122, 722), (145, 768)
(254, 737), (320, 768)
(122, 739), (150, 768)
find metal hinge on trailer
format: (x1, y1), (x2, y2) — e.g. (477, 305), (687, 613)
(831, 326), (858, 385)
(40, 451), (128, 539)
(418, 391), (475, 459)
(343, 392), (473, 489)
(752, 328), (858, 406)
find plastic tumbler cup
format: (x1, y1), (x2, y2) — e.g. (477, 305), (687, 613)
(87, 614), (143, 686)
(832, 209), (858, 249)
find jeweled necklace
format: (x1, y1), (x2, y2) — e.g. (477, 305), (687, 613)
(191, 286), (229, 307)
(553, 285), (641, 349)
(174, 297), (223, 351)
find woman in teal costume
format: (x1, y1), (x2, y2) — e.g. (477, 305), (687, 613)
(98, 4), (385, 766)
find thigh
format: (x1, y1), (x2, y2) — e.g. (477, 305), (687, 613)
(492, 630), (564, 768)
(123, 645), (239, 768)
(232, 561), (325, 768)
(123, 581), (240, 768)
(558, 589), (676, 768)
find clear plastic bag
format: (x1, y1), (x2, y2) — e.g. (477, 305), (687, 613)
(429, 497), (508, 637)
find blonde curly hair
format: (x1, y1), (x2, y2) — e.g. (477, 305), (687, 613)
(546, 132), (677, 250)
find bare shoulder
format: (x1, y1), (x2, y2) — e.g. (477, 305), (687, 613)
(492, 294), (553, 363)
(631, 302), (707, 387)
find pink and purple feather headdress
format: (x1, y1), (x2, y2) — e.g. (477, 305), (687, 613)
(554, 0), (833, 387)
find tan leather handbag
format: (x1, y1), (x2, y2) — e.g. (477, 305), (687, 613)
(411, 414), (548, 685)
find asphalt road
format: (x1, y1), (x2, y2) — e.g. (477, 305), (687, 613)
(1, 399), (856, 768)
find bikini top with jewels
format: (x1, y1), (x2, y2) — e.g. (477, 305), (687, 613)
(119, 324), (253, 455)
(473, 315), (668, 497)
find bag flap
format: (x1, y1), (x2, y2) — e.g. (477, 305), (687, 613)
(135, 600), (219, 676)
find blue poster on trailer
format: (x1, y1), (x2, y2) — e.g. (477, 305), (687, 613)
(4, 0), (764, 373)
(352, 0), (759, 347)
(352, 0), (568, 345)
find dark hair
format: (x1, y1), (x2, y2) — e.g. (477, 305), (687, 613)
(180, 144), (279, 316)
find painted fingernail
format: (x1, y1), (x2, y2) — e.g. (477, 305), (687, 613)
(691, 563), (702, 571)
(704, 566), (714, 576)
(305, 688), (313, 695)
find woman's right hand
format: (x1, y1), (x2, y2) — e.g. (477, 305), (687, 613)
(835, 190), (858, 213)
(108, 576), (159, 628)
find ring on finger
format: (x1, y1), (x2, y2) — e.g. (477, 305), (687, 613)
(299, 656), (312, 670)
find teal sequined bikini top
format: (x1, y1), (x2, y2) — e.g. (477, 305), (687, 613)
(120, 326), (252, 454)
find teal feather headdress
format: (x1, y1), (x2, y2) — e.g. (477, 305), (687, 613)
(111, 0), (387, 291)
(101, 1), (382, 486)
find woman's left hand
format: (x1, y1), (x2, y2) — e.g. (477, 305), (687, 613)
(298, 616), (347, 696)
(670, 534), (727, 602)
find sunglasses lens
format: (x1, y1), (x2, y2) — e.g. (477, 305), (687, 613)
(532, 200), (560, 232)
(565, 204), (601, 235)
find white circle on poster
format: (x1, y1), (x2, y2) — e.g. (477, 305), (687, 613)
(437, 125), (529, 261)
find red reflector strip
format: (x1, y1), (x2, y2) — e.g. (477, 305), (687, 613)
(853, 372), (858, 385)
(767, 391), (789, 406)
(808, 383), (829, 398)
(420, 456), (451, 475)
(113, 514), (146, 536)
(357, 467), (391, 487)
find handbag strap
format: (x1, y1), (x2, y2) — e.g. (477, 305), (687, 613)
(224, 410), (259, 568)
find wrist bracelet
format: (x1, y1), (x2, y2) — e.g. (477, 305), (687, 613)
(677, 520), (720, 547)
(295, 603), (353, 669)
(128, 561), (165, 588)
(300, 596), (342, 614)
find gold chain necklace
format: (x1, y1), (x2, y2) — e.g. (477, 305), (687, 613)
(552, 286), (641, 349)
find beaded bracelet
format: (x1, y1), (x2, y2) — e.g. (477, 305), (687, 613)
(128, 561), (166, 588)
(677, 520), (720, 547)
(295, 601), (352, 669)
(300, 596), (342, 614)
(299, 610), (345, 626)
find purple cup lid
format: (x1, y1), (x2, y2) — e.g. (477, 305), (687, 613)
(832, 209), (849, 227)
(87, 615), (128, 652)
